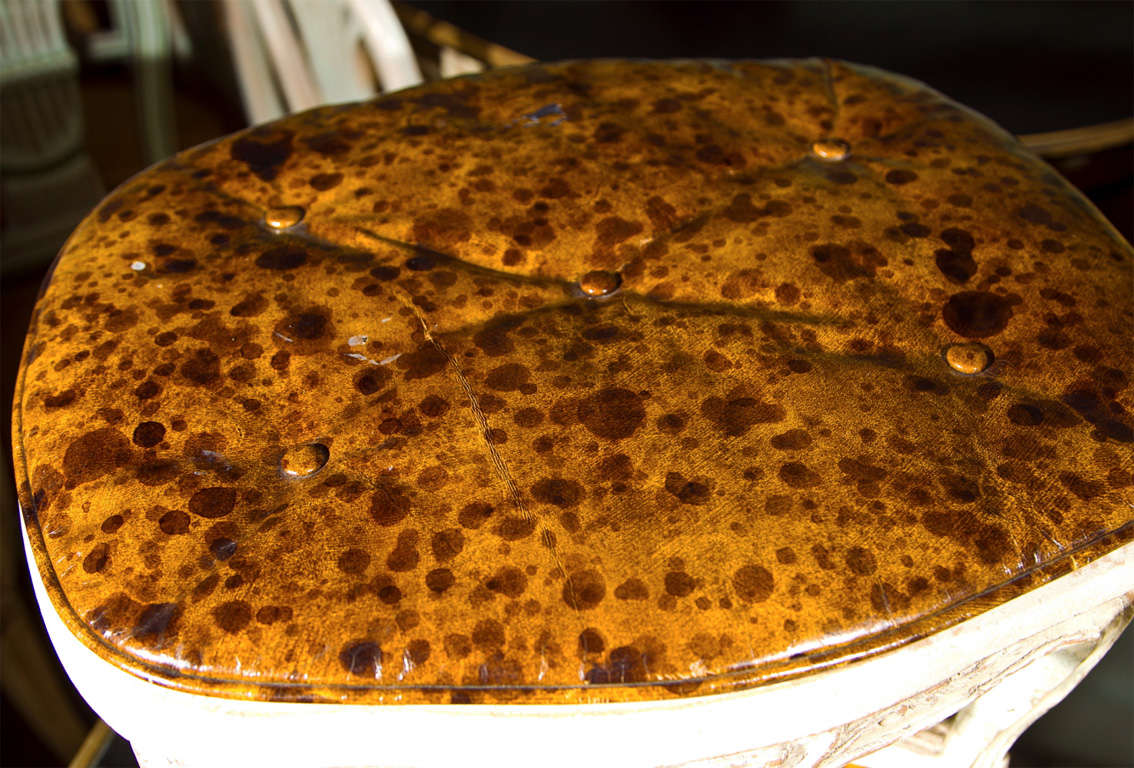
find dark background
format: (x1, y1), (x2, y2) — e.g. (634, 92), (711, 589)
(2, 2), (1132, 766)
(414, 0), (1134, 133)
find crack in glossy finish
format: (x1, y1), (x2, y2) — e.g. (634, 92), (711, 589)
(11, 59), (1134, 705)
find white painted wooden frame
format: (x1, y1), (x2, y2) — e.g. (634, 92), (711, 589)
(22, 522), (1132, 768)
(222, 0), (423, 125)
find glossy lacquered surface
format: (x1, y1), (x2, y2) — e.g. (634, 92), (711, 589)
(11, 59), (1133, 704)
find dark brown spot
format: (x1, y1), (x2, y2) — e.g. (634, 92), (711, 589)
(775, 283), (801, 305)
(63, 428), (132, 487)
(374, 577), (402, 605)
(664, 571), (696, 597)
(495, 516), (535, 540)
(837, 457), (888, 482)
(936, 249), (977, 284)
(845, 546), (877, 575)
(309, 172), (343, 190)
(444, 633), (471, 659)
(209, 537), (236, 560)
(593, 122), (624, 143)
(386, 530), (419, 572)
(231, 132), (292, 181)
(579, 628), (606, 656)
(810, 242), (885, 283)
(473, 317), (522, 357)
(664, 472), (710, 504)
(701, 394), (785, 437)
(212, 600), (252, 633)
(563, 569), (606, 609)
(1017, 204), (1053, 226)
(472, 619), (506, 650)
(892, 220), (927, 243)
(255, 606), (291, 625)
(132, 421), (166, 448)
(133, 603), (180, 642)
(485, 566), (527, 597)
(188, 487), (237, 519)
(513, 407), (544, 428)
(338, 548), (370, 574)
(181, 348), (221, 385)
(1059, 472), (1105, 501)
(160, 258), (197, 274)
(426, 568), (454, 593)
(398, 344), (448, 380)
(43, 389), (77, 408)
(531, 476), (584, 508)
(825, 169), (857, 185)
(577, 388), (645, 440)
(458, 501), (493, 529)
(192, 574), (220, 600)
(419, 395), (450, 417)
(369, 481), (411, 526)
(339, 641), (382, 676)
(277, 309), (329, 343)
(941, 474), (980, 503)
(406, 638), (431, 665)
(134, 380), (160, 399)
(885, 169), (918, 185)
(732, 565), (774, 602)
(595, 216), (643, 248)
(942, 291), (1013, 338)
(256, 246), (307, 270)
(83, 543), (109, 573)
(158, 509), (190, 534)
(412, 208), (472, 249)
(485, 363), (530, 391)
(598, 453), (633, 483)
(1007, 403), (1044, 426)
(974, 525), (1011, 564)
(431, 528), (464, 561)
(588, 645), (652, 684)
(770, 429), (811, 450)
(354, 368), (392, 395)
(614, 578), (649, 600)
(1061, 387), (1133, 443)
(779, 462), (821, 488)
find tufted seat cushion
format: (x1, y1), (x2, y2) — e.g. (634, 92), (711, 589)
(12, 59), (1133, 706)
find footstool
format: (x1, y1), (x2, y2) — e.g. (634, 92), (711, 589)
(12, 59), (1133, 768)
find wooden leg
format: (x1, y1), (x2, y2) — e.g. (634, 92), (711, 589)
(69, 719), (113, 768)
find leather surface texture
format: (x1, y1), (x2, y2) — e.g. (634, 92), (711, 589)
(11, 59), (1133, 704)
